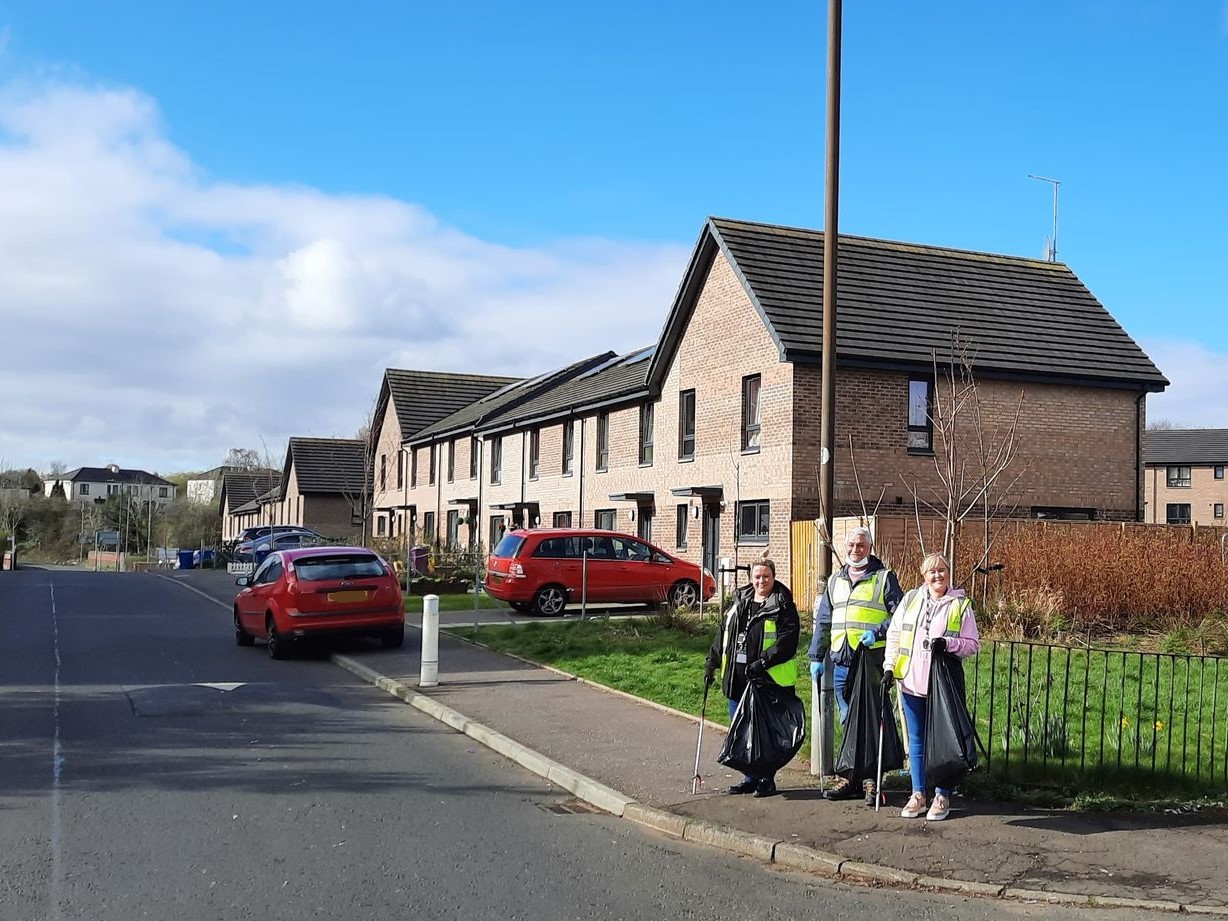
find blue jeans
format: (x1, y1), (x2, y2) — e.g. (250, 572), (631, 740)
(728, 698), (772, 784)
(901, 691), (949, 797)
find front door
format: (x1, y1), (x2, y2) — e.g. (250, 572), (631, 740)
(701, 502), (720, 578)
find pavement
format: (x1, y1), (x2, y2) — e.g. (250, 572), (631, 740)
(161, 569), (1228, 912)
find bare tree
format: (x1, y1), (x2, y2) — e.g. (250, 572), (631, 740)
(907, 335), (1025, 577)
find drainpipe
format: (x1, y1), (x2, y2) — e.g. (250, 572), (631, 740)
(578, 418), (586, 526)
(1135, 392), (1145, 522)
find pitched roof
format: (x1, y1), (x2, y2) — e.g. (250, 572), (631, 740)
(219, 470), (281, 510)
(483, 347), (654, 433)
(650, 217), (1167, 392)
(408, 352), (618, 444)
(62, 466), (174, 486)
(284, 437), (367, 493)
(376, 369), (520, 445)
(1143, 429), (1228, 466)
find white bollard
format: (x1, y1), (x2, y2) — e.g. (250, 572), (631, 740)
(420, 594), (440, 688)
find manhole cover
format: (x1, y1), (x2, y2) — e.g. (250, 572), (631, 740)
(537, 798), (602, 815)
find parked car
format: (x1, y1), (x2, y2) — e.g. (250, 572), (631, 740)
(232, 528), (329, 562)
(233, 546), (405, 658)
(484, 528), (716, 616)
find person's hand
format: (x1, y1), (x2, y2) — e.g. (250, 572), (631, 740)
(929, 636), (947, 654)
(703, 664), (716, 688)
(809, 660), (824, 681)
(860, 629), (878, 647)
(746, 659), (768, 682)
(881, 671), (895, 689)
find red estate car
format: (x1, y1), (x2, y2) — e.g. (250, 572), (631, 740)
(484, 528), (716, 616)
(233, 546), (404, 658)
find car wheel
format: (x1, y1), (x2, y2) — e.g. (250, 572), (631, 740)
(533, 584), (568, 617)
(669, 580), (700, 610)
(266, 615), (290, 660)
(381, 625), (405, 649)
(234, 611), (254, 647)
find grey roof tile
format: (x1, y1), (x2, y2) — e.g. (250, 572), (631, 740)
(1143, 430), (1228, 465)
(380, 369), (520, 440)
(285, 437), (367, 493)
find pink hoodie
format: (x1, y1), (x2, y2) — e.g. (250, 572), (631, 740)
(885, 588), (980, 698)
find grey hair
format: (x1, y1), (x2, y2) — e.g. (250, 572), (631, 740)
(847, 526), (873, 548)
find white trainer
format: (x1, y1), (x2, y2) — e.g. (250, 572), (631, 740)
(926, 793), (950, 821)
(900, 792), (927, 818)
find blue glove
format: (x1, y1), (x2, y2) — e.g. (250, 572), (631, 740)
(860, 629), (878, 647)
(809, 660), (824, 681)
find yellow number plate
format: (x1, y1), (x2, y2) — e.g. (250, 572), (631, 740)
(327, 590), (368, 603)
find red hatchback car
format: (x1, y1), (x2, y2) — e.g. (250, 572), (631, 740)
(484, 528), (716, 616)
(233, 546), (405, 658)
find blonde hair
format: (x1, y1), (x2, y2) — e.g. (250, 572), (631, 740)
(751, 556), (776, 577)
(919, 552), (950, 575)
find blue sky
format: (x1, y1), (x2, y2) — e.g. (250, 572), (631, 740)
(0, 1), (1225, 473)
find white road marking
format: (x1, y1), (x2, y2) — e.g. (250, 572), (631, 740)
(50, 583), (64, 921)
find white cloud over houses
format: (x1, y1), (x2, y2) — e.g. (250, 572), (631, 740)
(1142, 339), (1228, 429)
(0, 81), (689, 475)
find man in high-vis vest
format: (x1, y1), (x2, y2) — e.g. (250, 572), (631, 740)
(807, 526), (903, 801)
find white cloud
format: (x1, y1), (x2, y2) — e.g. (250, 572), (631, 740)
(0, 81), (689, 474)
(1142, 339), (1228, 428)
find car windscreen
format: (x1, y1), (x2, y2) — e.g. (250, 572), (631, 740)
(292, 554), (386, 581)
(492, 534), (526, 558)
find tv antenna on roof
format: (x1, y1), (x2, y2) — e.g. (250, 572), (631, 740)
(1028, 174), (1061, 262)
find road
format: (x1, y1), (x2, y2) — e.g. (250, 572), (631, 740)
(0, 568), (1154, 920)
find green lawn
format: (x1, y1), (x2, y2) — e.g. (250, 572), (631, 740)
(406, 592), (508, 613)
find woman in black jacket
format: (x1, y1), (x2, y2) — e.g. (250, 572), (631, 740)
(703, 557), (800, 798)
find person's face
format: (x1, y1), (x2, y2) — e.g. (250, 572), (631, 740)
(846, 535), (870, 561)
(751, 565), (775, 596)
(924, 561), (950, 597)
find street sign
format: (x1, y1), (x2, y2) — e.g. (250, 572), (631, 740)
(97, 530), (119, 547)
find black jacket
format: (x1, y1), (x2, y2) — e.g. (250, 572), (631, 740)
(706, 580), (801, 701)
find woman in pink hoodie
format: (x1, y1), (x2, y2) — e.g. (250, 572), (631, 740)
(884, 552), (980, 821)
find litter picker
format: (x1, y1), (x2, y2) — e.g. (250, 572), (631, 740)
(875, 677), (889, 812)
(692, 679), (711, 794)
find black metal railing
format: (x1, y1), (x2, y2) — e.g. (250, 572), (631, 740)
(966, 641), (1228, 792)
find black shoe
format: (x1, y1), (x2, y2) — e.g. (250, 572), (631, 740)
(728, 779), (758, 795)
(752, 778), (778, 798)
(865, 787), (887, 808)
(823, 782), (860, 801)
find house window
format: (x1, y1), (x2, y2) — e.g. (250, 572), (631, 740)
(594, 508), (616, 530)
(562, 421), (575, 475)
(423, 511), (436, 543)
(1166, 466), (1192, 488)
(596, 412), (610, 471)
(1217, 466), (1225, 480)
(1216, 503), (1225, 519)
(428, 444), (437, 486)
(1166, 503), (1191, 525)
(158, 486), (168, 498)
(491, 436), (503, 485)
(447, 440), (456, 483)
(553, 510), (572, 528)
(741, 374), (762, 452)
(411, 448), (419, 487)
(678, 389), (696, 460)
(107, 484), (120, 496)
(396, 451), (404, 489)
(529, 429), (541, 480)
(79, 483), (90, 496)
(470, 436), (480, 479)
(908, 379), (933, 453)
(675, 504), (689, 549)
(446, 509), (460, 549)
(639, 403), (654, 466)
(737, 500), (770, 544)
(377, 515), (387, 537)
(379, 454), (387, 491)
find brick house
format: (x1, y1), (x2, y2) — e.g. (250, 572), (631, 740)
(274, 437), (368, 540)
(389, 217), (1167, 580)
(1143, 429), (1228, 525)
(218, 470), (280, 542)
(369, 369), (517, 543)
(44, 464), (177, 507)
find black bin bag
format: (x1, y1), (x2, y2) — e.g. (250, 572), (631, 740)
(717, 680), (807, 777)
(924, 651), (979, 789)
(835, 645), (904, 782)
